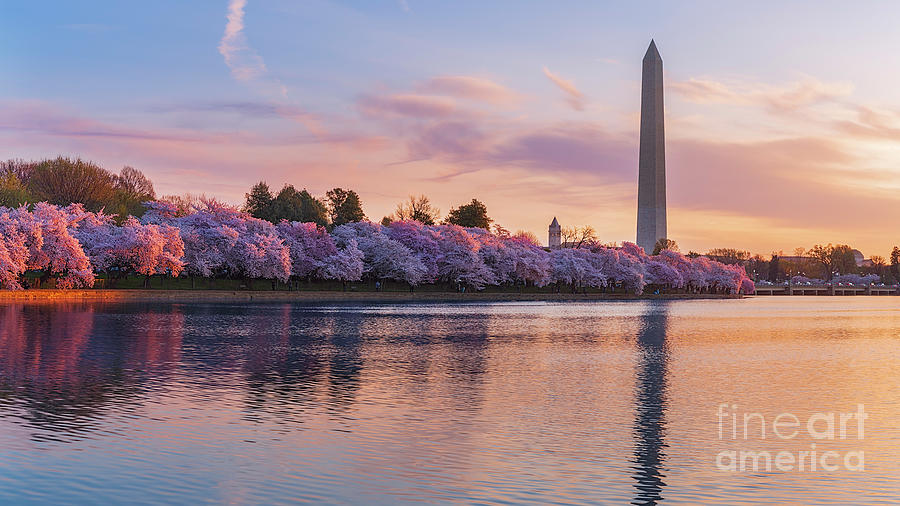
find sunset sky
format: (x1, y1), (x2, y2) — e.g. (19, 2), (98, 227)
(3, 1), (899, 256)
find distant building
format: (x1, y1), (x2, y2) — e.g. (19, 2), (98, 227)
(548, 217), (561, 250)
(779, 252), (873, 269)
(852, 249), (874, 267)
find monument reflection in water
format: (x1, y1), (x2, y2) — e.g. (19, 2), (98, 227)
(632, 302), (670, 505)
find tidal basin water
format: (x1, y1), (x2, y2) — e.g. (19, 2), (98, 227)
(0, 298), (898, 504)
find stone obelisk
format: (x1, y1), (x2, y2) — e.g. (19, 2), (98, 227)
(636, 40), (667, 254)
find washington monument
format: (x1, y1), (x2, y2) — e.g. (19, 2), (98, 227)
(636, 40), (667, 254)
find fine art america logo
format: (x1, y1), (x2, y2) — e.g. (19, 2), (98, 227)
(715, 404), (867, 472)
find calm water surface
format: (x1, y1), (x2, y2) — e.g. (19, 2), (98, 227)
(0, 297), (898, 504)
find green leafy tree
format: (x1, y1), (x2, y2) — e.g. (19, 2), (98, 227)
(27, 156), (119, 212)
(395, 195), (440, 225)
(243, 182), (328, 226)
(0, 172), (31, 208)
(445, 198), (492, 229)
(1, 159), (36, 184)
(244, 182), (275, 220)
(110, 166), (156, 218)
(768, 253), (780, 282)
(2, 158), (156, 219)
(869, 255), (888, 283)
(706, 248), (750, 265)
(652, 238), (679, 255)
(808, 244), (834, 279)
(269, 185), (329, 226)
(809, 243), (857, 279)
(831, 244), (857, 276)
(745, 254), (767, 281)
(326, 187), (366, 227)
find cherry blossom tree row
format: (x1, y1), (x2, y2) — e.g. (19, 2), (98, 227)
(0, 200), (755, 294)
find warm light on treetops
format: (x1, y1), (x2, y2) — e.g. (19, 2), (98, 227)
(0, 199), (754, 294)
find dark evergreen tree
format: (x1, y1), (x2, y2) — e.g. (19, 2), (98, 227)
(445, 199), (491, 229)
(244, 182), (274, 220)
(326, 187), (366, 227)
(267, 185), (328, 226)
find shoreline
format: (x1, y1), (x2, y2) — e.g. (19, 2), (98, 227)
(0, 289), (742, 303)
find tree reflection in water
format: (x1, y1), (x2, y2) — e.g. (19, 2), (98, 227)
(0, 302), (184, 442)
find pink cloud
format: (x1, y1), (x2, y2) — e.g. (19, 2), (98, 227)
(417, 76), (520, 105)
(488, 123), (634, 180)
(669, 76), (852, 112)
(0, 101), (388, 151)
(542, 67), (586, 111)
(357, 94), (457, 119)
(407, 120), (488, 161)
(834, 105), (900, 140)
(0, 101), (208, 143)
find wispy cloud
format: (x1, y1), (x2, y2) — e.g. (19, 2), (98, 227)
(357, 94), (457, 119)
(215, 0), (329, 136)
(417, 76), (520, 105)
(834, 105), (900, 141)
(218, 0), (268, 83)
(542, 67), (586, 111)
(0, 101), (385, 149)
(0, 101), (205, 143)
(670, 76), (852, 112)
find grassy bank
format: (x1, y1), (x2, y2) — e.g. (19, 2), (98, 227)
(0, 289), (742, 303)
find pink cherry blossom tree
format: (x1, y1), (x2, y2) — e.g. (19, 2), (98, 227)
(323, 239), (364, 289)
(30, 203), (94, 288)
(115, 217), (185, 286)
(549, 248), (605, 293)
(70, 206), (184, 287)
(0, 209), (29, 289)
(0, 239), (22, 289)
(469, 228), (517, 285)
(276, 221), (338, 280)
(333, 222), (427, 288)
(505, 236), (551, 287)
(431, 224), (495, 290)
(386, 220), (440, 283)
(644, 259), (684, 290)
(610, 246), (646, 294)
(740, 277), (756, 294)
(175, 199), (290, 285)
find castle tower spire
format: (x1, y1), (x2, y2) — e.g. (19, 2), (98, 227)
(548, 217), (561, 250)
